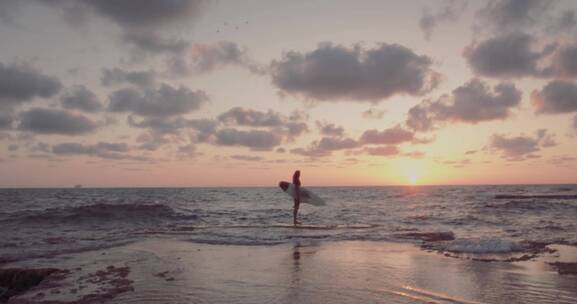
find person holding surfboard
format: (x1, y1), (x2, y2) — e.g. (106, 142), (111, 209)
(278, 171), (326, 225)
(292, 170), (301, 225)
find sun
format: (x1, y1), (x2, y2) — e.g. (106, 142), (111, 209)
(409, 175), (418, 185)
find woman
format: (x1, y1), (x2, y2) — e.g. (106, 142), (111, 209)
(292, 170), (301, 225)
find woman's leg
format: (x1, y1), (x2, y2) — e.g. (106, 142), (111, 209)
(293, 199), (300, 225)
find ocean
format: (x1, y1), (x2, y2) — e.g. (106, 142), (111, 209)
(2, 184), (576, 263)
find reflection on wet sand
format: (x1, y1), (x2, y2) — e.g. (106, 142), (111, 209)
(4, 240), (577, 304)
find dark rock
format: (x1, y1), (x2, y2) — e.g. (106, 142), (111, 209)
(549, 262), (577, 275)
(398, 231), (455, 242)
(0, 268), (60, 302)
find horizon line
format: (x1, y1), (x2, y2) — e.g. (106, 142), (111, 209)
(1, 182), (576, 189)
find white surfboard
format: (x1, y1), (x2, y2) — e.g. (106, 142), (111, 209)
(278, 181), (326, 206)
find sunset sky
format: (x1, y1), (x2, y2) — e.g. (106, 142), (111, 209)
(1, 0), (576, 187)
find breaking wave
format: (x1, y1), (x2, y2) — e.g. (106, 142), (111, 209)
(1, 203), (197, 224)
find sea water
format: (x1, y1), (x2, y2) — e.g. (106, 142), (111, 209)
(1, 185), (576, 262)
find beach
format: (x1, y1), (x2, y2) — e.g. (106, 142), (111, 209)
(3, 239), (577, 304)
(2, 186), (577, 303)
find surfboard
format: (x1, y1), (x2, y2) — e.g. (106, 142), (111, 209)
(278, 181), (326, 206)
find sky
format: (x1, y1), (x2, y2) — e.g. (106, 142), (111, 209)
(0, 0), (576, 187)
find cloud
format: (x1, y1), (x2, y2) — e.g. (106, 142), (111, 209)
(30, 142), (50, 153)
(2, 1), (207, 63)
(407, 79), (521, 131)
(363, 145), (400, 156)
(218, 107), (284, 127)
(282, 122), (309, 140)
(549, 45), (577, 78)
(60, 85), (103, 113)
(53, 142), (127, 154)
(270, 42), (440, 102)
(215, 128), (282, 151)
(9, 1), (207, 71)
(315, 137), (358, 150)
(217, 107), (309, 140)
(475, 0), (555, 34)
(171, 41), (265, 75)
(289, 148), (323, 158)
(176, 144), (198, 158)
(187, 118), (219, 142)
(546, 10), (577, 34)
(230, 155), (263, 161)
(291, 137), (358, 157)
(18, 108), (98, 135)
(549, 155), (577, 165)
(410, 136), (435, 145)
(291, 126), (425, 158)
(126, 106), (305, 148)
(0, 62), (61, 107)
(134, 132), (171, 151)
(108, 84), (208, 117)
(536, 128), (557, 147)
(34, 0), (205, 33)
(405, 105), (434, 132)
(419, 0), (467, 40)
(122, 32), (190, 55)
(403, 151), (425, 159)
(0, 113), (13, 129)
(127, 116), (182, 134)
(101, 68), (156, 88)
(438, 158), (473, 168)
(0, 1), (24, 25)
(532, 80), (577, 114)
(316, 121), (344, 137)
(51, 141), (150, 161)
(362, 108), (385, 119)
(359, 126), (414, 145)
(81, 0), (206, 31)
(490, 129), (556, 160)
(491, 135), (539, 158)
(128, 116), (218, 141)
(464, 32), (556, 78)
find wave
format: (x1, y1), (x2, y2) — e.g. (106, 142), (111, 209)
(495, 194), (577, 200)
(483, 200), (577, 211)
(422, 238), (559, 256)
(2, 203), (197, 224)
(439, 238), (525, 254)
(171, 224), (378, 231)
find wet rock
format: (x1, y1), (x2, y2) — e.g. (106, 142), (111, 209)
(398, 231), (455, 242)
(522, 241), (556, 254)
(0, 268), (60, 302)
(155, 271), (175, 282)
(549, 262), (577, 275)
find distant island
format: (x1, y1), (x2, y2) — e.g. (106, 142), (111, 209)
(74, 184), (83, 189)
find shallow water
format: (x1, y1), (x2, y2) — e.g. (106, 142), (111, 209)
(8, 240), (577, 304)
(1, 185), (577, 261)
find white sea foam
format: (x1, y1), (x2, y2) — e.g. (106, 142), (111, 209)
(442, 238), (525, 254)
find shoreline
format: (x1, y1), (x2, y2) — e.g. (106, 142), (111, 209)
(2, 239), (576, 304)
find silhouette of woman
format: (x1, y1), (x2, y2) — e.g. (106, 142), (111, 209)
(292, 170), (301, 225)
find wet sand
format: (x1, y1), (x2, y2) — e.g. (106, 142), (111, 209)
(3, 240), (577, 304)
